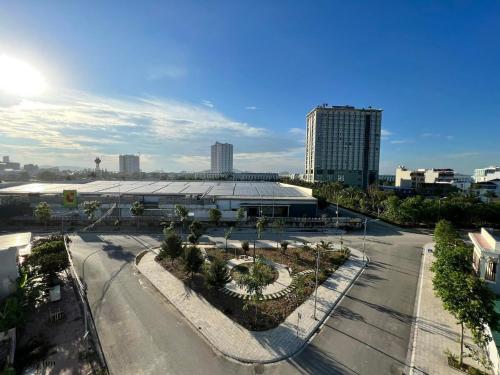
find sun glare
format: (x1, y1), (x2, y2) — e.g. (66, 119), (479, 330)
(0, 54), (47, 97)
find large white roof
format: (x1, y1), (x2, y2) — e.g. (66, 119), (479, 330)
(0, 181), (314, 199)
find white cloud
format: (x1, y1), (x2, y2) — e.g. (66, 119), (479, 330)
(245, 106), (257, 110)
(201, 100), (214, 108)
(288, 127), (305, 136)
(390, 139), (414, 144)
(147, 65), (187, 80)
(381, 129), (393, 136)
(0, 90), (280, 171)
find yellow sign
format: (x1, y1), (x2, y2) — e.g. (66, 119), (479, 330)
(63, 190), (77, 208)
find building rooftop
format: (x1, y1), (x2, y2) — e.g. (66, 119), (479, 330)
(0, 232), (32, 256)
(0, 181), (314, 200)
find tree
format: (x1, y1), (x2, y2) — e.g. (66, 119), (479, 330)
(184, 246), (204, 280)
(189, 220), (203, 240)
(82, 200), (101, 221)
(434, 219), (458, 244)
(34, 202), (51, 228)
(241, 240), (250, 256)
(175, 204), (189, 237)
(432, 234), (499, 368)
(205, 258), (231, 289)
(160, 232), (183, 264)
(29, 238), (69, 281)
(130, 201), (145, 228)
(224, 227), (233, 252)
(208, 208), (222, 226)
(236, 207), (246, 226)
(237, 257), (275, 326)
(271, 219), (285, 249)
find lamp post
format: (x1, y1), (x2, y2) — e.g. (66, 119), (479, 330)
(313, 244), (337, 320)
(363, 218), (367, 262)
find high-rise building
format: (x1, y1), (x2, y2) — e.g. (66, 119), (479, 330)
(304, 105), (382, 189)
(119, 154), (140, 174)
(211, 142), (233, 173)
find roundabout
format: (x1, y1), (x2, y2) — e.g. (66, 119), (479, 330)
(220, 256), (298, 300)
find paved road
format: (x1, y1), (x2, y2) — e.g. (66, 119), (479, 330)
(68, 211), (429, 374)
(69, 233), (255, 375)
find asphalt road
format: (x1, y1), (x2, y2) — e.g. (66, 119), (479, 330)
(67, 211), (429, 375)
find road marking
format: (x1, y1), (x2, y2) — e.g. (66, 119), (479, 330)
(408, 242), (430, 374)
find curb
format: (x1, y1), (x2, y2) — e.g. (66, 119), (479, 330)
(135, 247), (368, 364)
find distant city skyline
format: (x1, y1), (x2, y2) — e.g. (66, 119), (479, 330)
(0, 2), (499, 174)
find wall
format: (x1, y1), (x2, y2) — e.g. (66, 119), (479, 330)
(0, 247), (18, 301)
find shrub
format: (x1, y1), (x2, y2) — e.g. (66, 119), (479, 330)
(184, 246), (204, 278)
(205, 258), (231, 288)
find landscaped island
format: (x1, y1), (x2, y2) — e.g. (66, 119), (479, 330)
(155, 226), (349, 331)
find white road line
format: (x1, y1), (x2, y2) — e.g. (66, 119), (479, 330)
(408, 242), (431, 375)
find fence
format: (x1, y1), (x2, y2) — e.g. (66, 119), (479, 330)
(63, 236), (108, 371)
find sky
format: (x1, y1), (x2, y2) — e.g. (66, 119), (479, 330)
(0, 1), (499, 174)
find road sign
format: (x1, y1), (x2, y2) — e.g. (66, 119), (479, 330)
(63, 190), (77, 208)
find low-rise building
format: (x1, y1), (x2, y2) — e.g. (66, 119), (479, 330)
(473, 180), (500, 202)
(474, 166), (500, 183)
(396, 166), (470, 192)
(395, 167), (426, 189)
(469, 228), (500, 294)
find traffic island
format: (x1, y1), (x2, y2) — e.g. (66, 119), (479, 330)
(135, 246), (366, 363)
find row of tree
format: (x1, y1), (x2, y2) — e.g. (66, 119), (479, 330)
(281, 178), (500, 227)
(432, 220), (499, 370)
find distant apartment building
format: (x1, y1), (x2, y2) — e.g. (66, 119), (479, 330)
(304, 104), (382, 189)
(474, 166), (500, 183)
(0, 156), (21, 171)
(379, 174), (396, 184)
(119, 154), (140, 174)
(211, 142), (233, 173)
(23, 164), (39, 176)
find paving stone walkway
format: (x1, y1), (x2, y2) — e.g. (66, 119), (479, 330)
(136, 248), (365, 363)
(223, 257), (293, 299)
(409, 243), (489, 375)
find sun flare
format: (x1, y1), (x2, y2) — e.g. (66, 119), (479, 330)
(0, 54), (47, 97)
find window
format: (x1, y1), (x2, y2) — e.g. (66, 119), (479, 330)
(485, 259), (497, 282)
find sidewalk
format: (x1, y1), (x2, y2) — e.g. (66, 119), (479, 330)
(409, 243), (489, 374)
(136, 248), (365, 363)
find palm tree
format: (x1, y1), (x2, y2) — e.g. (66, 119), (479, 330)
(35, 202), (52, 229)
(271, 218), (285, 249)
(254, 217), (266, 263)
(236, 207), (245, 226)
(237, 257), (275, 327)
(174, 204), (189, 238)
(208, 208), (222, 226)
(82, 200), (101, 221)
(130, 201), (145, 228)
(224, 226), (233, 253)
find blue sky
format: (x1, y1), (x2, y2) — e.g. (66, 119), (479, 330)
(0, 1), (499, 174)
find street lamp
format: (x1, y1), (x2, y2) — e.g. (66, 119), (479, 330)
(313, 243), (338, 320)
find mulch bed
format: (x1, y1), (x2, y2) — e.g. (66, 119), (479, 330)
(157, 246), (348, 331)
